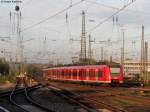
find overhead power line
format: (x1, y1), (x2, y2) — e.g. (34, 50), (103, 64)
(87, 0), (137, 33)
(21, 0), (86, 32)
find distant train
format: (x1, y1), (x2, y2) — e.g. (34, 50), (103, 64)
(43, 64), (124, 85)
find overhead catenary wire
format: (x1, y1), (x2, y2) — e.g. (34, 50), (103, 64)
(21, 0), (86, 32)
(86, 0), (150, 16)
(87, 0), (137, 33)
(86, 0), (119, 10)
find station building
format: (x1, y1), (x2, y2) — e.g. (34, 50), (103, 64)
(123, 60), (150, 78)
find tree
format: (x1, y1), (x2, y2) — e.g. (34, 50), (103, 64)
(26, 64), (42, 78)
(0, 58), (9, 75)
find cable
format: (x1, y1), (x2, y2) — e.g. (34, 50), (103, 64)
(87, 0), (150, 16)
(86, 0), (119, 10)
(87, 0), (137, 33)
(21, 0), (86, 32)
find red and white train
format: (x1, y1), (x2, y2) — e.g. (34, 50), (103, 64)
(43, 64), (124, 85)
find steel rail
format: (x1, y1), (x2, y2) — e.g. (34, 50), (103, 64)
(0, 106), (10, 112)
(9, 84), (30, 112)
(24, 85), (55, 112)
(49, 84), (127, 112)
(9, 84), (55, 112)
(49, 86), (98, 112)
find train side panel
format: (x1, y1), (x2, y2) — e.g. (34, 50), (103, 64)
(43, 64), (124, 84)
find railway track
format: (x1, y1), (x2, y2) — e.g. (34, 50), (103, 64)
(0, 84), (55, 112)
(0, 106), (10, 112)
(49, 86), (97, 112)
(24, 85), (55, 112)
(48, 84), (127, 112)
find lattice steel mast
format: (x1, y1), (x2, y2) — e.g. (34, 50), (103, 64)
(80, 11), (86, 63)
(140, 25), (144, 80)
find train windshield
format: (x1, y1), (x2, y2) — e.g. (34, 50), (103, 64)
(110, 67), (120, 76)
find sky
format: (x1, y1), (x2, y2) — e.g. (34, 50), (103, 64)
(0, 0), (150, 64)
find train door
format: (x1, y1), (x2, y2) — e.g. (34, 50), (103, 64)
(64, 69), (67, 80)
(56, 69), (59, 80)
(89, 69), (96, 80)
(51, 70), (54, 79)
(79, 68), (86, 80)
(47, 70), (50, 79)
(61, 69), (65, 80)
(54, 69), (57, 79)
(70, 69), (73, 80)
(96, 68), (102, 81)
(82, 69), (87, 80)
(66, 69), (68, 80)
(86, 69), (89, 80)
(68, 69), (71, 79)
(89, 69), (92, 80)
(79, 68), (82, 80)
(59, 69), (61, 80)
(57, 69), (60, 80)
(49, 70), (51, 79)
(72, 69), (77, 80)
(55, 69), (57, 79)
(77, 69), (79, 80)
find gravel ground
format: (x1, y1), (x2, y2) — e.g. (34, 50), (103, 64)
(47, 82), (150, 112)
(30, 88), (89, 112)
(0, 90), (45, 112)
(14, 92), (46, 112)
(0, 98), (25, 112)
(125, 105), (150, 112)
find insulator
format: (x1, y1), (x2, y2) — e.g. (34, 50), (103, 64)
(15, 6), (19, 11)
(116, 16), (118, 23)
(112, 16), (115, 25)
(66, 13), (68, 23)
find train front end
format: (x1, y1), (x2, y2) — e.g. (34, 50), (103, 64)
(109, 64), (124, 85)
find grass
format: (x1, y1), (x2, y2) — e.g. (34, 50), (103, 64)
(112, 98), (141, 106)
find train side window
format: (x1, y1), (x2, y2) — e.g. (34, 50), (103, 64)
(57, 71), (59, 77)
(89, 70), (92, 76)
(56, 70), (57, 76)
(60, 71), (61, 76)
(65, 70), (67, 77)
(79, 70), (82, 76)
(62, 70), (64, 76)
(89, 70), (93, 77)
(86, 70), (89, 77)
(74, 71), (77, 76)
(64, 70), (67, 77)
(83, 70), (86, 76)
(79, 71), (81, 76)
(92, 70), (95, 76)
(67, 70), (69, 76)
(73, 71), (75, 75)
(55, 70), (56, 76)
(69, 70), (72, 76)
(55, 70), (57, 76)
(54, 70), (56, 77)
(82, 70), (84, 76)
